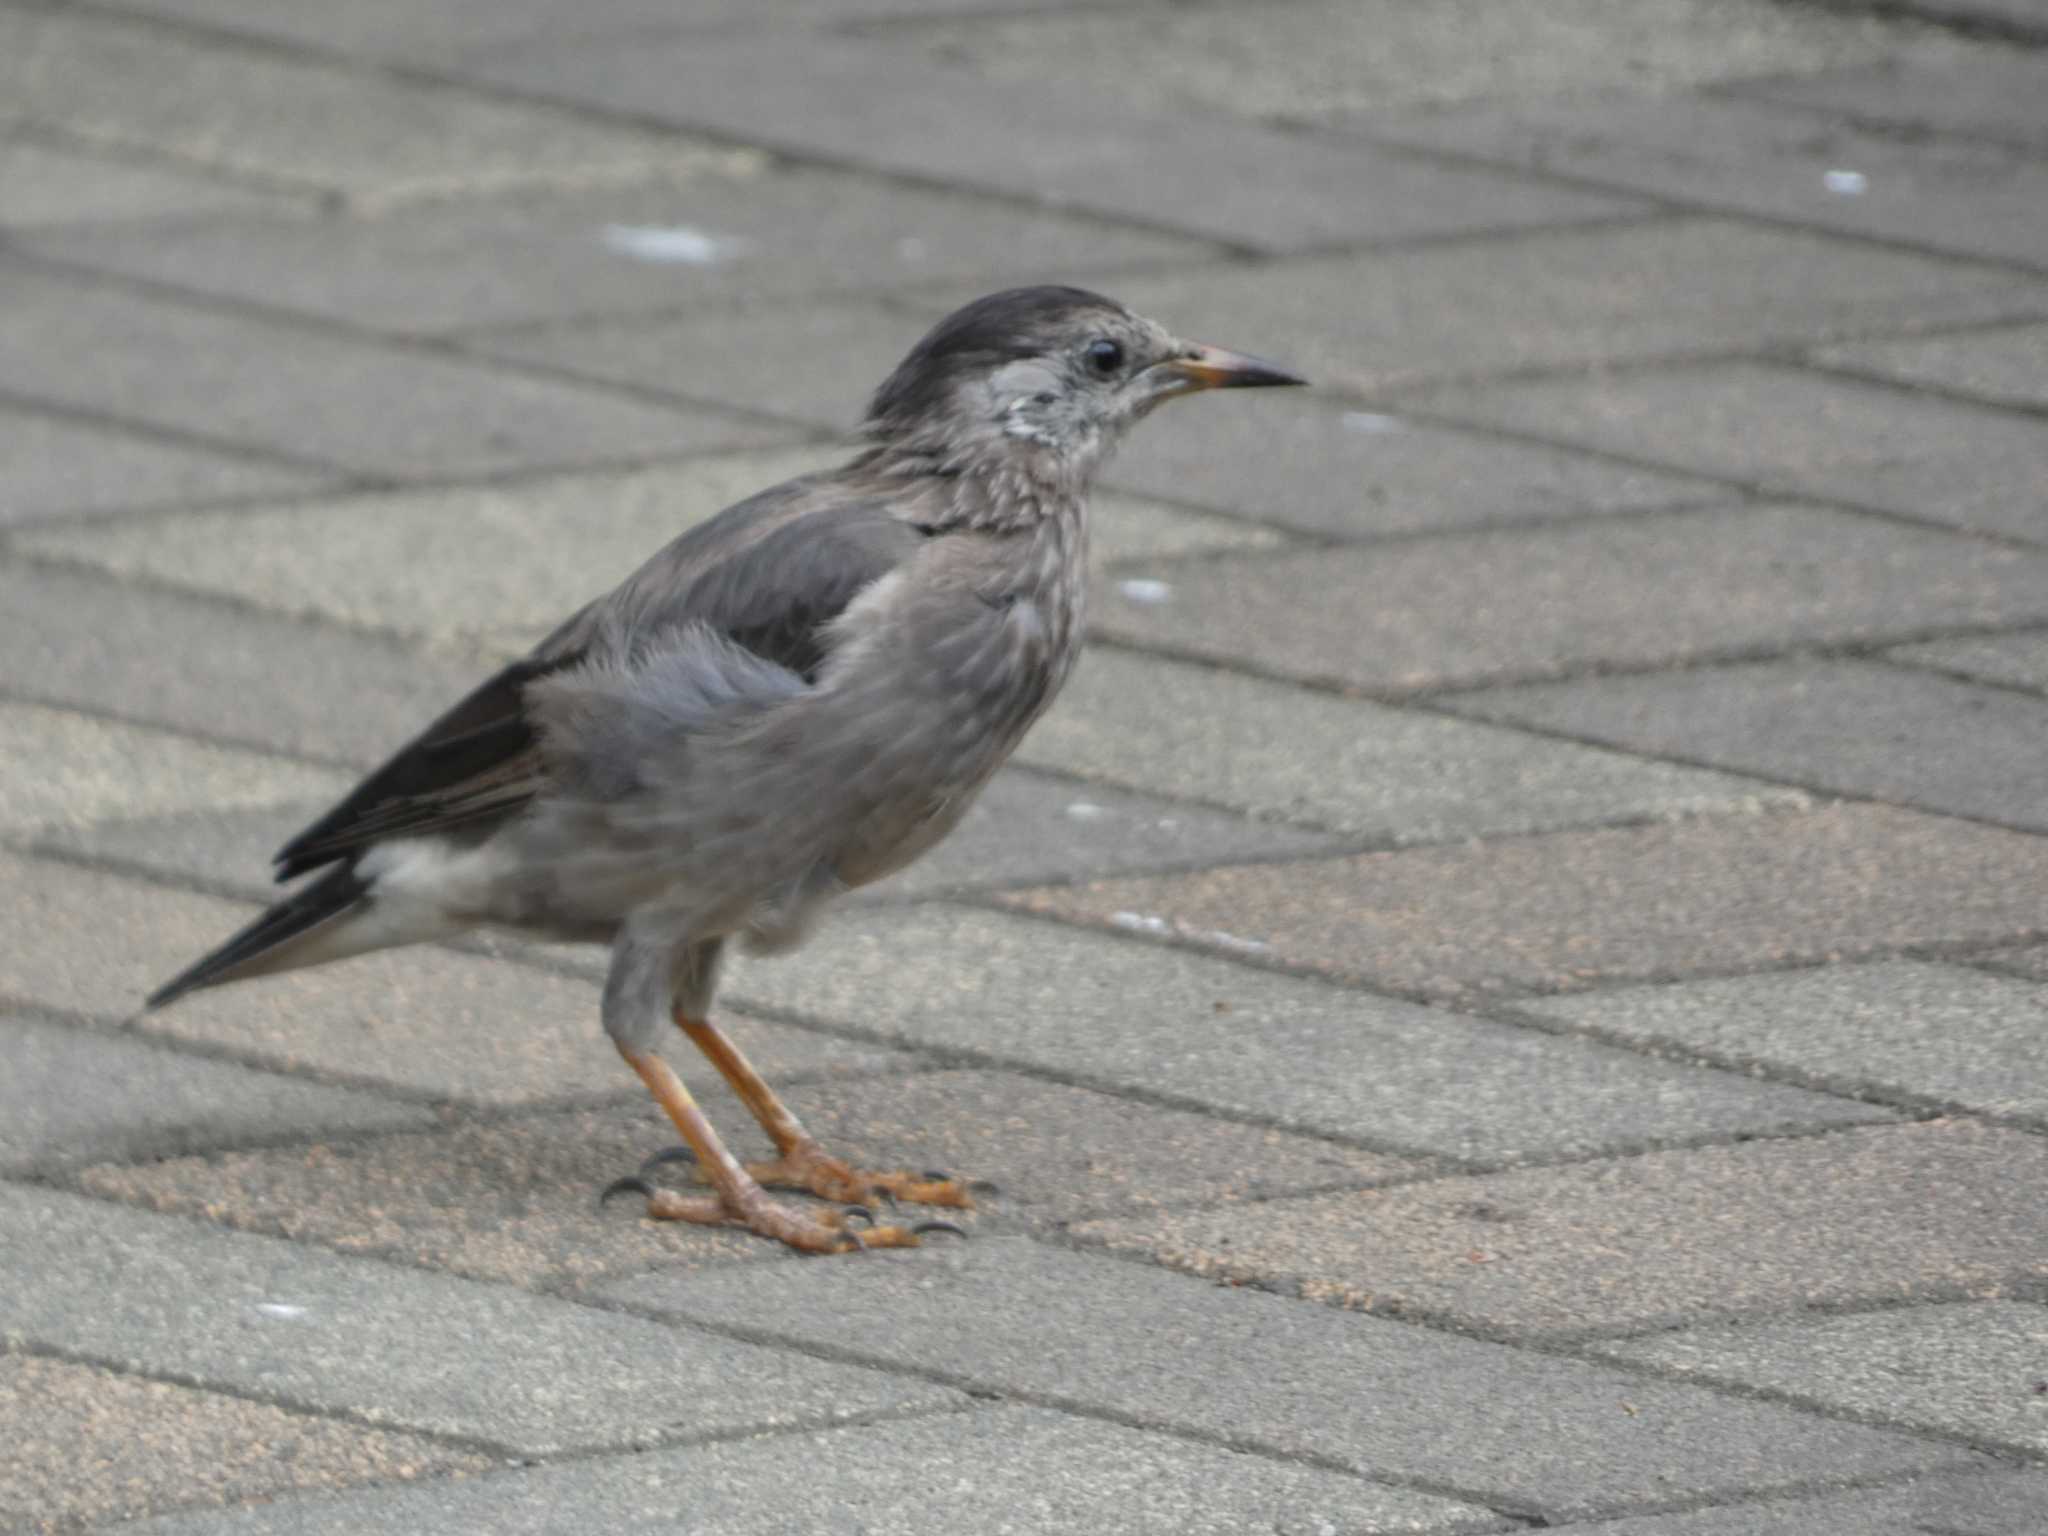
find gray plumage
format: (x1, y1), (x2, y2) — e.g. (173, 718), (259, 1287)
(150, 286), (1303, 1070)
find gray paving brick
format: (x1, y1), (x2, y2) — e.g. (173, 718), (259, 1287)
(728, 903), (1888, 1162)
(1094, 506), (2048, 693)
(1815, 319), (2048, 413)
(1077, 1121), (2048, 1339)
(460, 28), (1642, 255)
(0, 401), (329, 523)
(1022, 648), (1804, 840)
(0, 562), (478, 766)
(0, 263), (777, 479)
(0, 137), (300, 229)
(1526, 1469), (2048, 1535)
(0, 1355), (489, 1532)
(105, 1403), (1496, 1536)
(1975, 944), (2048, 983)
(1443, 658), (2048, 830)
(1598, 1301), (2048, 1455)
(80, 1069), (1411, 1287)
(0, 6), (749, 203)
(1007, 804), (2048, 998)
(602, 1237), (1977, 1522)
(1357, 91), (2048, 269)
(891, 0), (1942, 119)
(17, 452), (1276, 646)
(1093, 219), (2048, 395)
(0, 1012), (429, 1173)
(1729, 54), (2048, 155)
(1518, 961), (2048, 1122)
(0, 852), (907, 1103)
(1890, 631), (2048, 694)
(1416, 362), (2048, 545)
(0, 1184), (956, 1455)
(27, 168), (1206, 335)
(0, 700), (341, 836)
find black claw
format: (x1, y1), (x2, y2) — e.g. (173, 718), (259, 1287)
(912, 1219), (969, 1241)
(839, 1225), (870, 1253)
(921, 1168), (955, 1183)
(869, 1186), (898, 1212)
(639, 1145), (698, 1177)
(840, 1205), (876, 1229)
(600, 1175), (655, 1207)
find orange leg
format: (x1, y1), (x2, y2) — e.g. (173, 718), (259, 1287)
(611, 1045), (928, 1253)
(676, 1013), (974, 1211)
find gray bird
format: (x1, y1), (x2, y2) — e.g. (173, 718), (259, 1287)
(148, 286), (1304, 1253)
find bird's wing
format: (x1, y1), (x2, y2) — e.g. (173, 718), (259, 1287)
(271, 478), (928, 881)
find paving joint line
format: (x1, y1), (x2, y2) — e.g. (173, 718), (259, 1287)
(0, 380), (361, 481)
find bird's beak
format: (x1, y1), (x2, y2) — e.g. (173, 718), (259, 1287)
(1155, 342), (1308, 394)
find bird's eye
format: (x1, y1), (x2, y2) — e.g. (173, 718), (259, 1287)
(1084, 338), (1124, 376)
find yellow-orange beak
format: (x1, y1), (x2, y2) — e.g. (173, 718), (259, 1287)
(1157, 342), (1308, 393)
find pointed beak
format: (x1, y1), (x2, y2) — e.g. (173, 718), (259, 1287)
(1157, 342), (1308, 393)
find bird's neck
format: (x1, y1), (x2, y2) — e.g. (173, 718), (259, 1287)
(853, 429), (1098, 534)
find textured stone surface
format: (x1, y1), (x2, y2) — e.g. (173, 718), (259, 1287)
(0, 562), (481, 766)
(0, 263), (774, 479)
(1357, 91), (2048, 268)
(0, 701), (341, 835)
(1022, 648), (1804, 840)
(0, 1012), (428, 1172)
(0, 1185), (957, 1455)
(104, 1404), (1497, 1536)
(606, 1238), (1977, 1522)
(1815, 320), (2048, 413)
(1444, 658), (2048, 831)
(0, 6), (746, 202)
(461, 27), (1639, 254)
(1517, 961), (2048, 1122)
(1096, 219), (2048, 395)
(0, 401), (327, 523)
(18, 451), (1276, 645)
(1078, 1121), (2048, 1338)
(0, 853), (907, 1103)
(0, 1355), (489, 1532)
(25, 168), (1206, 334)
(1598, 1302), (2048, 1454)
(1007, 804), (2048, 997)
(1889, 630), (2048, 694)
(1092, 505), (2048, 692)
(1417, 362), (2048, 544)
(1518, 1470), (2048, 1535)
(728, 903), (1888, 1163)
(80, 1070), (1411, 1287)
(0, 137), (301, 228)
(1729, 53), (2048, 155)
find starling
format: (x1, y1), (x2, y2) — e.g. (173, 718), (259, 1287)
(148, 286), (1305, 1253)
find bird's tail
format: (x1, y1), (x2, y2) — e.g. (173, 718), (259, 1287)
(146, 864), (372, 1009)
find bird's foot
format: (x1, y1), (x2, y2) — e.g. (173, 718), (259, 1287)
(600, 1171), (965, 1255)
(642, 1138), (976, 1211)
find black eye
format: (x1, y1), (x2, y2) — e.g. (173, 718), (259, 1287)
(1084, 338), (1124, 376)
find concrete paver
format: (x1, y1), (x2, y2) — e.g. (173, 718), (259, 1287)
(1075, 1121), (2048, 1338)
(0, 263), (778, 480)
(1516, 960), (2048, 1122)
(1008, 804), (2048, 997)
(1093, 505), (2048, 693)
(0, 1355), (489, 1533)
(1597, 1302), (2048, 1455)
(1444, 658), (2048, 830)
(1889, 630), (2048, 694)
(0, 1011), (429, 1173)
(0, 1185), (959, 1456)
(1727, 53), (2048, 154)
(1815, 319), (2048, 412)
(1021, 647), (1806, 840)
(0, 137), (303, 228)
(1531, 1469), (2048, 1535)
(728, 903), (1890, 1163)
(1416, 361), (2048, 545)
(604, 1238), (1981, 1523)
(102, 1404), (1501, 1536)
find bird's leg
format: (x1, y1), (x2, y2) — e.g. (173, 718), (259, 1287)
(675, 1012), (975, 1211)
(610, 1044), (930, 1253)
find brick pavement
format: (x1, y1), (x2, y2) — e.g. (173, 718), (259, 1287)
(2, 0), (2046, 1530)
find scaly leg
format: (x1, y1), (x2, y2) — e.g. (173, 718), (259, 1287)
(607, 1044), (933, 1253)
(673, 1012), (974, 1211)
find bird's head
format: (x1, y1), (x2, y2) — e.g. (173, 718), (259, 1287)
(862, 285), (1304, 488)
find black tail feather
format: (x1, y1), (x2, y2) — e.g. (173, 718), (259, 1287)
(146, 865), (368, 1010)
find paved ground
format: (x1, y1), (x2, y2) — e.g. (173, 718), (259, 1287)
(3, 0), (2046, 1530)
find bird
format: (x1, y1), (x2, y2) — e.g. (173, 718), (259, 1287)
(147, 286), (1305, 1254)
